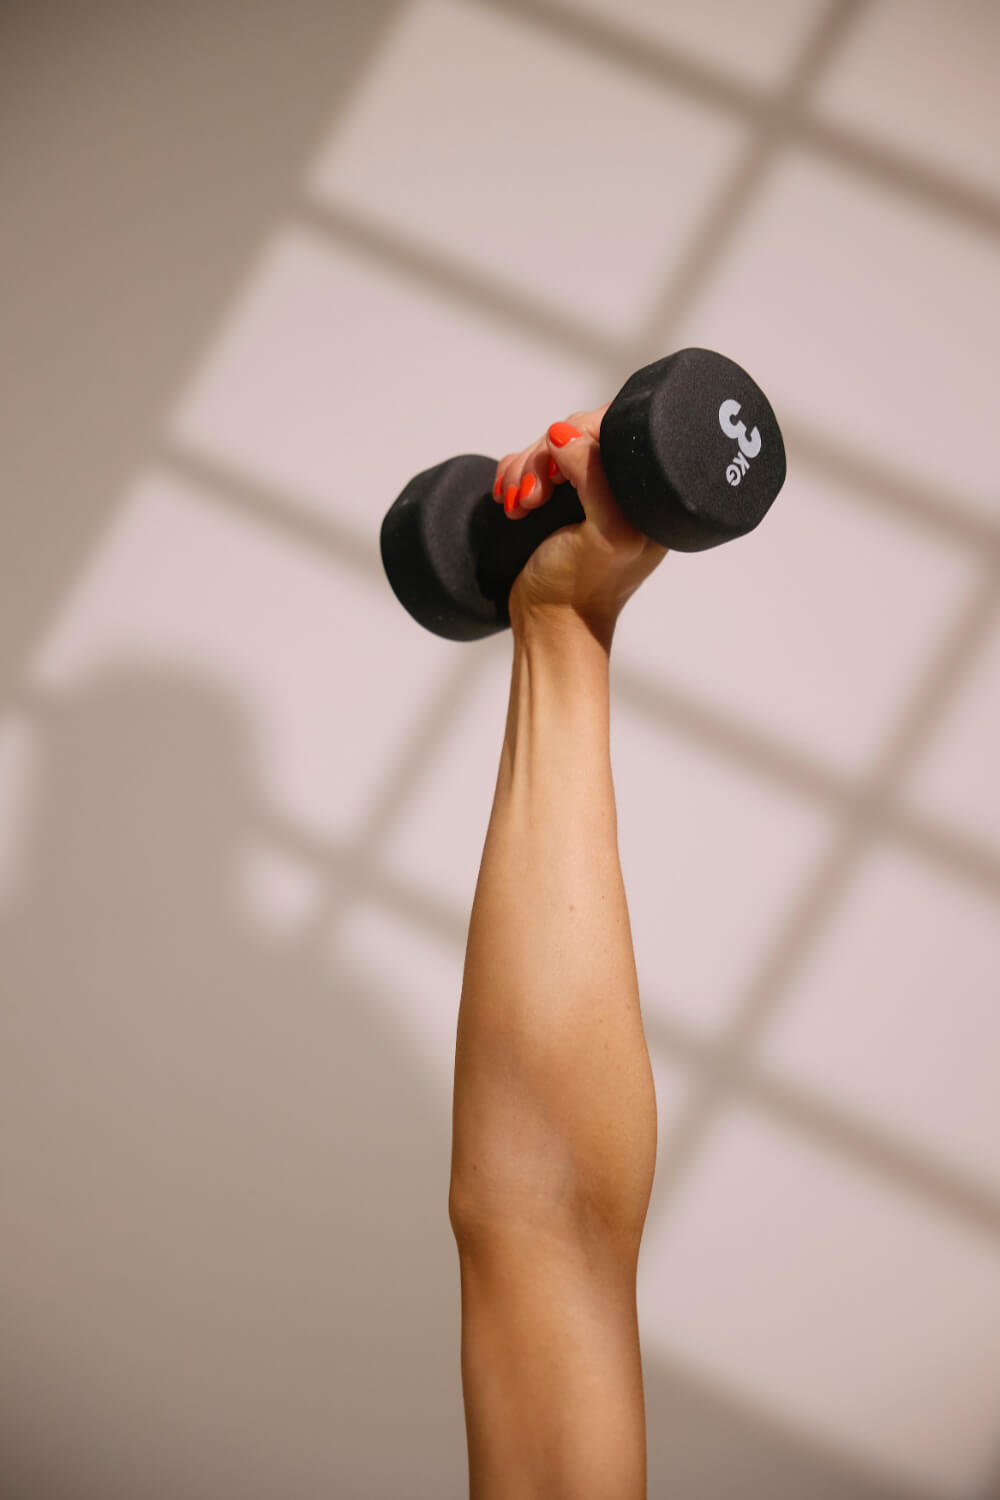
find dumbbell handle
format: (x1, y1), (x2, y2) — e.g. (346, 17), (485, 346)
(483, 461), (589, 595)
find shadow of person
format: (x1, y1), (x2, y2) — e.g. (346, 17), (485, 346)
(0, 663), (468, 1500)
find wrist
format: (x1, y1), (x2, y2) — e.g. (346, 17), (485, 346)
(509, 597), (616, 658)
(502, 596), (613, 800)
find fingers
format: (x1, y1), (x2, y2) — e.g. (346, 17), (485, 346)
(494, 402), (609, 520)
(492, 441), (561, 518)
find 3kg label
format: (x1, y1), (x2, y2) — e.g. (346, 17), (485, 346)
(719, 399), (761, 486)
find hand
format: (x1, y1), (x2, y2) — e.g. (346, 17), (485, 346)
(493, 404), (669, 644)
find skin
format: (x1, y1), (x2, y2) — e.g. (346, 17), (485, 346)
(453, 399), (671, 1235)
(450, 403), (669, 1497)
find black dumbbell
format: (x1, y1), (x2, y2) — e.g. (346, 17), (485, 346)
(380, 347), (785, 642)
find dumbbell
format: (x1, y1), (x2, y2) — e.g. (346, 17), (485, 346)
(380, 347), (785, 642)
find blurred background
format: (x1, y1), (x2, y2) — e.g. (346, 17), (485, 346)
(2, 2), (999, 1497)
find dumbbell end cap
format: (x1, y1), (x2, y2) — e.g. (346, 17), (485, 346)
(380, 455), (513, 641)
(601, 348), (786, 551)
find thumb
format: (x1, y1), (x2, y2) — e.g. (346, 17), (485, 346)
(546, 406), (629, 541)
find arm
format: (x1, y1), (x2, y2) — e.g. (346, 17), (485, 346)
(448, 409), (668, 1498)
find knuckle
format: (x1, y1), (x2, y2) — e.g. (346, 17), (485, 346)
(566, 408), (599, 435)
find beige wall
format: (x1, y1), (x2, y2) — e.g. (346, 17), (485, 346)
(2, 3), (999, 1497)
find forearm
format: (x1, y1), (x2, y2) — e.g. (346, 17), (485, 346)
(449, 608), (657, 1250)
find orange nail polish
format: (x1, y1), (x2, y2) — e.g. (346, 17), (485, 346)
(505, 484), (519, 515)
(548, 421), (581, 448)
(548, 457), (560, 480)
(493, 471), (504, 500)
(518, 473), (537, 503)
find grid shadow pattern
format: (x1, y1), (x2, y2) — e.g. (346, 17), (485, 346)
(3, 2), (1000, 1497)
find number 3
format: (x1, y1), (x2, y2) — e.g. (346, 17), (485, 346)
(719, 399), (761, 459)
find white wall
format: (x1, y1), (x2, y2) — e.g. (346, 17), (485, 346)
(2, 3), (999, 1497)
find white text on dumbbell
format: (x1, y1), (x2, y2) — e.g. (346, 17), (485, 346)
(719, 399), (761, 486)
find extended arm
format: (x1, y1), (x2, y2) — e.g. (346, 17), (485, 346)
(448, 411), (666, 1498)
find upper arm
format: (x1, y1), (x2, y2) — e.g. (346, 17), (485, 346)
(455, 1221), (647, 1499)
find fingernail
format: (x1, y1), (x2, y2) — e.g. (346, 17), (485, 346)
(518, 473), (537, 504)
(548, 457), (560, 480)
(504, 484), (519, 516)
(548, 421), (581, 448)
(493, 471), (504, 500)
